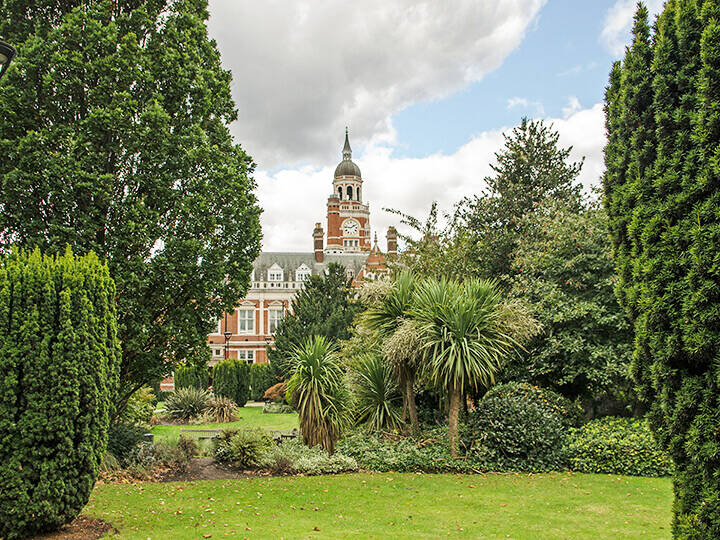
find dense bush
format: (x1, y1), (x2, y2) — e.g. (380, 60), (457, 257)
(258, 439), (357, 475)
(483, 383), (585, 429)
(204, 395), (239, 423)
(263, 402), (295, 414)
(0, 249), (120, 539)
(164, 387), (210, 420)
(213, 429), (272, 468)
(465, 385), (567, 472)
(213, 358), (250, 407)
(121, 386), (156, 426)
(107, 423), (149, 466)
(175, 363), (210, 390)
(567, 417), (672, 477)
(126, 437), (199, 474)
(250, 363), (275, 401)
(264, 381), (288, 402)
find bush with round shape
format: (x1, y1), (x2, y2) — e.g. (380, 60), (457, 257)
(567, 417), (672, 477)
(164, 387), (210, 421)
(174, 363), (210, 390)
(258, 439), (358, 475)
(465, 385), (567, 472)
(263, 402), (295, 414)
(0, 249), (120, 539)
(264, 381), (288, 402)
(204, 395), (239, 423)
(213, 429), (272, 468)
(212, 358), (250, 407)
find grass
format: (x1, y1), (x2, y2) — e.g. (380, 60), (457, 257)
(85, 472), (672, 539)
(151, 405), (298, 444)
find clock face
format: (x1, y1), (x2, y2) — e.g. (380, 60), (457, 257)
(343, 220), (359, 236)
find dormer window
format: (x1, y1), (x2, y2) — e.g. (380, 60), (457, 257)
(295, 263), (311, 282)
(267, 263), (283, 282)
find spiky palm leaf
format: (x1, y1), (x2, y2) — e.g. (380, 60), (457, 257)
(287, 335), (350, 454)
(353, 355), (403, 432)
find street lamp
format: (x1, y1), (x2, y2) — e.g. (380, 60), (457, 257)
(0, 41), (16, 82)
(223, 311), (232, 360)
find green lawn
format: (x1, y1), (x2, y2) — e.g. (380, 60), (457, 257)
(86, 472), (672, 539)
(152, 405), (298, 444)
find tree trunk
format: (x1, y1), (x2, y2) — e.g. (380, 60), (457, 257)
(406, 371), (420, 436)
(448, 385), (461, 458)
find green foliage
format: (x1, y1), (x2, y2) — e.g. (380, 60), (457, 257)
(483, 383), (585, 429)
(164, 387), (210, 421)
(457, 118), (584, 284)
(212, 358), (250, 407)
(466, 385), (567, 472)
(250, 363), (275, 401)
(204, 396), (239, 423)
(263, 402), (295, 414)
(508, 203), (634, 406)
(411, 276), (539, 456)
(287, 336), (351, 454)
(174, 363), (210, 391)
(269, 264), (362, 379)
(603, 2), (720, 535)
(0, 0), (262, 410)
(213, 429), (272, 468)
(121, 386), (156, 427)
(125, 437), (199, 474)
(567, 417), (672, 477)
(351, 355), (403, 432)
(107, 423), (149, 467)
(257, 439), (358, 475)
(0, 248), (120, 539)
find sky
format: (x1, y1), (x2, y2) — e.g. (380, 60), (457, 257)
(207, 0), (665, 252)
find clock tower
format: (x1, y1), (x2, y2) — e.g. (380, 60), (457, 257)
(325, 129), (371, 253)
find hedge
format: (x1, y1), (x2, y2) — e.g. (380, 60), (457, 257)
(213, 358), (250, 407)
(174, 363), (209, 390)
(250, 362), (275, 401)
(0, 249), (120, 539)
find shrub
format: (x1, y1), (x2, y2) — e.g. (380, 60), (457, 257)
(465, 386), (567, 472)
(258, 439), (357, 475)
(205, 395), (239, 423)
(352, 354), (402, 432)
(164, 387), (210, 420)
(213, 358), (250, 407)
(250, 363), (275, 401)
(263, 402), (295, 414)
(213, 429), (272, 468)
(175, 363), (210, 390)
(121, 386), (156, 426)
(0, 249), (120, 539)
(483, 382), (585, 428)
(566, 417), (673, 477)
(126, 436), (199, 474)
(264, 381), (288, 402)
(107, 423), (149, 466)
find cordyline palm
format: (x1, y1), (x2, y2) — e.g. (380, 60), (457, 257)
(363, 271), (423, 435)
(287, 335), (349, 454)
(412, 277), (538, 457)
(353, 354), (403, 432)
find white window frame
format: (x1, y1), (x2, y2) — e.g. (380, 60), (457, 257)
(268, 263), (284, 282)
(237, 350), (255, 364)
(295, 264), (311, 282)
(268, 308), (284, 334)
(237, 306), (255, 334)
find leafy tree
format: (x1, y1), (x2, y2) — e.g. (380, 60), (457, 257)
(364, 271), (423, 435)
(457, 118), (584, 284)
(286, 335), (350, 454)
(412, 277), (538, 457)
(269, 263), (362, 379)
(604, 2), (720, 536)
(508, 202), (634, 411)
(0, 248), (120, 539)
(0, 0), (262, 409)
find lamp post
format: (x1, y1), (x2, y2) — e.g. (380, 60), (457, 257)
(223, 311), (232, 361)
(0, 41), (16, 81)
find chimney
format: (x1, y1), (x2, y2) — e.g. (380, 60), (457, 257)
(386, 226), (398, 256)
(313, 223), (325, 263)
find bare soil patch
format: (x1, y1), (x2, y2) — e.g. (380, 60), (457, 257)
(29, 516), (116, 540)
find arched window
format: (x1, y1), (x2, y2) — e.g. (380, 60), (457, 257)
(338, 187), (342, 199)
(347, 185), (353, 199)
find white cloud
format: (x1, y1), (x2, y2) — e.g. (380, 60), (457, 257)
(508, 96), (545, 116)
(256, 103), (606, 251)
(601, 0), (664, 57)
(562, 95), (582, 118)
(208, 0), (547, 169)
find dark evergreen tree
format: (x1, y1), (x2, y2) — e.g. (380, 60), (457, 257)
(458, 118), (584, 284)
(212, 358), (250, 408)
(604, 2), (720, 536)
(0, 0), (262, 409)
(0, 248), (120, 538)
(268, 263), (362, 379)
